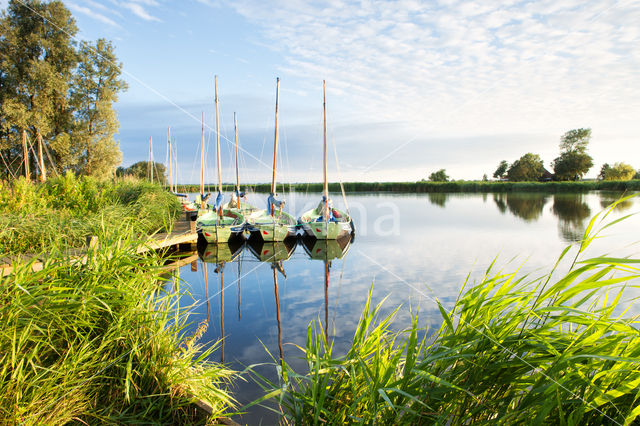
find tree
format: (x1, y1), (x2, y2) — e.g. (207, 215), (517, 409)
(118, 161), (167, 184)
(598, 163), (611, 180)
(552, 128), (593, 180)
(70, 39), (127, 179)
(507, 153), (544, 182)
(493, 160), (509, 179)
(634, 170), (640, 180)
(428, 169), (449, 182)
(0, 1), (126, 180)
(600, 162), (635, 181)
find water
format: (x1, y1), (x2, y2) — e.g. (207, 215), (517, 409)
(169, 191), (640, 423)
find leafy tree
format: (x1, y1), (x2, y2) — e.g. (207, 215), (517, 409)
(428, 169), (449, 182)
(634, 170), (640, 180)
(493, 160), (509, 179)
(70, 39), (127, 179)
(0, 0), (126, 180)
(506, 153), (544, 182)
(600, 162), (635, 181)
(598, 163), (611, 180)
(552, 128), (593, 180)
(118, 161), (167, 184)
(482, 174), (488, 182)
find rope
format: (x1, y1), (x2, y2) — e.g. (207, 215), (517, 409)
(0, 150), (18, 179)
(331, 133), (350, 216)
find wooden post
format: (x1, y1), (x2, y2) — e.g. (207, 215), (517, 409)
(37, 132), (46, 182)
(22, 130), (30, 180)
(149, 136), (154, 183)
(168, 127), (172, 191)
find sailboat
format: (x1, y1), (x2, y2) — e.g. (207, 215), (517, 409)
(299, 81), (354, 240)
(246, 77), (297, 242)
(196, 76), (245, 243)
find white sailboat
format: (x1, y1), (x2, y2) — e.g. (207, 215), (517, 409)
(299, 81), (353, 240)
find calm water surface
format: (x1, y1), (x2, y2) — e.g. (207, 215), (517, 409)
(169, 191), (640, 423)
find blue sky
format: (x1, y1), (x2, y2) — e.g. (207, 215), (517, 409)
(2, 0), (639, 183)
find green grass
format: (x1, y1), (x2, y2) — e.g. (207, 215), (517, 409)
(0, 174), (181, 255)
(175, 179), (640, 194)
(0, 231), (235, 424)
(253, 195), (640, 424)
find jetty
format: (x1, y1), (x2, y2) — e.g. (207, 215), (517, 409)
(1, 214), (198, 277)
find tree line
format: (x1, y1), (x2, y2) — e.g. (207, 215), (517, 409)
(0, 0), (127, 181)
(428, 128), (639, 182)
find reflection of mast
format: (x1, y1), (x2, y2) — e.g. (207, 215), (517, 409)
(218, 262), (226, 364)
(273, 263), (284, 364)
(324, 260), (330, 341)
(238, 254), (242, 321)
(203, 262), (210, 323)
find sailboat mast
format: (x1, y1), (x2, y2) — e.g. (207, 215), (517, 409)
(234, 112), (239, 192)
(271, 77), (280, 195)
(167, 127), (172, 190)
(323, 81), (329, 218)
(173, 137), (178, 192)
(200, 112), (205, 209)
(149, 136), (153, 183)
(215, 75), (222, 194)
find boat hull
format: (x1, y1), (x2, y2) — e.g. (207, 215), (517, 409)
(299, 207), (353, 240)
(196, 210), (245, 243)
(246, 209), (297, 242)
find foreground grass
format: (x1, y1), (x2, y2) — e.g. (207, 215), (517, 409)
(255, 196), (640, 424)
(177, 179), (640, 194)
(0, 233), (235, 424)
(0, 174), (181, 255)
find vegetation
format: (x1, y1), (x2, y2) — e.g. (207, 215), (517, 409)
(256, 197), (640, 424)
(507, 152), (545, 182)
(0, 0), (126, 180)
(428, 169), (449, 182)
(599, 163), (636, 181)
(552, 128), (594, 180)
(493, 160), (508, 179)
(1, 231), (235, 424)
(0, 173), (180, 254)
(117, 161), (168, 185)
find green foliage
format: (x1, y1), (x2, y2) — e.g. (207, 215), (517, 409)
(0, 0), (126, 180)
(117, 161), (168, 185)
(0, 174), (180, 254)
(600, 162), (635, 181)
(0, 236), (235, 424)
(560, 128), (591, 154)
(493, 160), (509, 179)
(552, 151), (594, 181)
(257, 197), (640, 424)
(507, 153), (545, 182)
(428, 169), (449, 182)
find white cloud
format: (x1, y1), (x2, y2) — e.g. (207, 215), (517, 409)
(121, 1), (161, 21)
(67, 1), (120, 27)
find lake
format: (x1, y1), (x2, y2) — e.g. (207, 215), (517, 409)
(168, 191), (640, 423)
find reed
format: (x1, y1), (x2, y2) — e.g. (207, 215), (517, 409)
(0, 231), (235, 424)
(0, 174), (181, 255)
(254, 195), (640, 424)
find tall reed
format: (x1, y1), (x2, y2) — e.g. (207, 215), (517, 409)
(254, 196), (640, 424)
(0, 232), (235, 424)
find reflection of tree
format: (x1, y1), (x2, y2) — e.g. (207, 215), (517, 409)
(427, 192), (449, 208)
(552, 194), (591, 242)
(493, 193), (548, 222)
(599, 192), (633, 212)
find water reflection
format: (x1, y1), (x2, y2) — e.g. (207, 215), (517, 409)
(551, 194), (591, 242)
(493, 193), (549, 222)
(427, 192), (449, 208)
(599, 192), (634, 212)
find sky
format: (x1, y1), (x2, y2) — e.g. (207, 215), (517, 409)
(2, 0), (639, 183)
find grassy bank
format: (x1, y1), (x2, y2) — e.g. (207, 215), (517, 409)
(176, 179), (640, 194)
(255, 196), (640, 424)
(0, 228), (235, 424)
(0, 174), (181, 255)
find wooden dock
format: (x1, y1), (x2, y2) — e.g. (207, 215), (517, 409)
(1, 215), (199, 277)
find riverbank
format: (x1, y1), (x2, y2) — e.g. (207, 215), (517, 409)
(175, 179), (640, 194)
(0, 176), (235, 424)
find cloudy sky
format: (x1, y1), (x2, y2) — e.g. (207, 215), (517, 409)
(2, 0), (639, 183)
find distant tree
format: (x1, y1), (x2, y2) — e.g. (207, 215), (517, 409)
(598, 163), (611, 180)
(69, 39), (127, 179)
(428, 169), (449, 182)
(600, 162), (635, 181)
(482, 174), (488, 182)
(552, 128), (593, 180)
(634, 170), (640, 180)
(120, 161), (167, 184)
(507, 153), (545, 182)
(493, 160), (509, 179)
